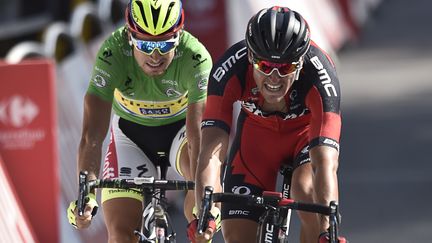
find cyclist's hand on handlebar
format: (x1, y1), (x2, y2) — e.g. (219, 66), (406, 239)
(187, 207), (221, 243)
(319, 232), (347, 243)
(187, 218), (214, 243)
(67, 193), (98, 229)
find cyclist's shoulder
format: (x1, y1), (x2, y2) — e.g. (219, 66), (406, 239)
(178, 31), (209, 53)
(93, 27), (132, 74)
(210, 40), (249, 84)
(174, 30), (212, 74)
(303, 41), (336, 70)
(98, 26), (131, 58)
(298, 41), (340, 99)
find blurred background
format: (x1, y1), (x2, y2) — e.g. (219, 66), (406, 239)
(1, 0), (431, 242)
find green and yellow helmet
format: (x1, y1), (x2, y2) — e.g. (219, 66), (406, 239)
(126, 0), (184, 38)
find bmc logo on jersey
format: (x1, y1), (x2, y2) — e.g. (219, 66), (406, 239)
(212, 47), (247, 82)
(310, 56), (338, 97)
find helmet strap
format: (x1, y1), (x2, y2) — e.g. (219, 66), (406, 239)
(247, 50), (253, 63)
(294, 58), (304, 80)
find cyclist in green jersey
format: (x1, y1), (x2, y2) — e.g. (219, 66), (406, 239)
(66, 0), (213, 242)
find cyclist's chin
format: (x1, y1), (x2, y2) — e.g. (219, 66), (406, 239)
(262, 89), (288, 103)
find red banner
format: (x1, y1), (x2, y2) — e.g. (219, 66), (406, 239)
(184, 0), (228, 61)
(0, 59), (59, 243)
(0, 155), (38, 243)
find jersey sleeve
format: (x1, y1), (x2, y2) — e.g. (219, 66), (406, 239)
(182, 38), (213, 104)
(305, 47), (342, 151)
(86, 30), (125, 102)
(202, 42), (248, 134)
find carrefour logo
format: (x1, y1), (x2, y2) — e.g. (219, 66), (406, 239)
(0, 95), (39, 128)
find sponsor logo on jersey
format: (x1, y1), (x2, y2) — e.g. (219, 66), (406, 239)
(201, 120), (215, 127)
(174, 50), (183, 59)
(95, 66), (111, 78)
(122, 48), (132, 57)
(194, 70), (210, 78)
(232, 186), (251, 195)
(241, 101), (264, 116)
(213, 46), (247, 82)
(139, 107), (171, 116)
(298, 157), (311, 166)
(161, 79), (178, 86)
(93, 75), (107, 88)
(242, 101), (308, 120)
(283, 108), (308, 119)
(166, 88), (182, 97)
(98, 48), (113, 65)
(103, 49), (112, 58)
(192, 53), (208, 68)
(323, 138), (340, 151)
(161, 80), (182, 97)
(310, 56), (337, 97)
(289, 89), (298, 101)
(198, 78), (208, 91)
(301, 145), (309, 154)
(251, 87), (259, 96)
(121, 77), (135, 96)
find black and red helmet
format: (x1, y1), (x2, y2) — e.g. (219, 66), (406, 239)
(246, 6), (311, 63)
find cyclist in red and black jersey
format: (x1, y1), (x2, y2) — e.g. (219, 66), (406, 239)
(190, 6), (347, 243)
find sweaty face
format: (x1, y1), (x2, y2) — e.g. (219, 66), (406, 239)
(253, 68), (296, 104)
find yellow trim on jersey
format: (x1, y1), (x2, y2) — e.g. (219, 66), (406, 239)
(114, 89), (188, 119)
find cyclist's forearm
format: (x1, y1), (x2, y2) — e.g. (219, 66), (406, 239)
(195, 128), (228, 208)
(186, 101), (205, 180)
(186, 126), (201, 181)
(78, 138), (103, 181)
(195, 153), (222, 209)
(78, 94), (112, 181)
(310, 146), (340, 230)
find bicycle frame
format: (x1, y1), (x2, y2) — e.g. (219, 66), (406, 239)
(77, 167), (194, 243)
(137, 166), (174, 242)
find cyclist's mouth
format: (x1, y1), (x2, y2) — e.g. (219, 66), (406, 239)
(146, 61), (164, 68)
(264, 83), (283, 92)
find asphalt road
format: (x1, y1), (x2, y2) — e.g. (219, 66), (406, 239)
(337, 0), (432, 242)
(169, 0), (432, 242)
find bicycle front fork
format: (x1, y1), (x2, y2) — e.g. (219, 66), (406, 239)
(257, 209), (289, 243)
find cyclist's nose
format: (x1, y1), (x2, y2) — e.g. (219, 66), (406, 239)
(150, 50), (163, 60)
(268, 70), (282, 82)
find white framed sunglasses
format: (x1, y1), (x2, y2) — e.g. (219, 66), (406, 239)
(130, 34), (180, 55)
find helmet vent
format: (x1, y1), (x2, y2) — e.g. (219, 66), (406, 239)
(162, 2), (176, 29)
(134, 1), (148, 28)
(151, 5), (161, 30)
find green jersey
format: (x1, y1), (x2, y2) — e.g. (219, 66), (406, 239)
(87, 27), (212, 126)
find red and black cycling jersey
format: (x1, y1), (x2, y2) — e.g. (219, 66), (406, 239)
(202, 40), (341, 152)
